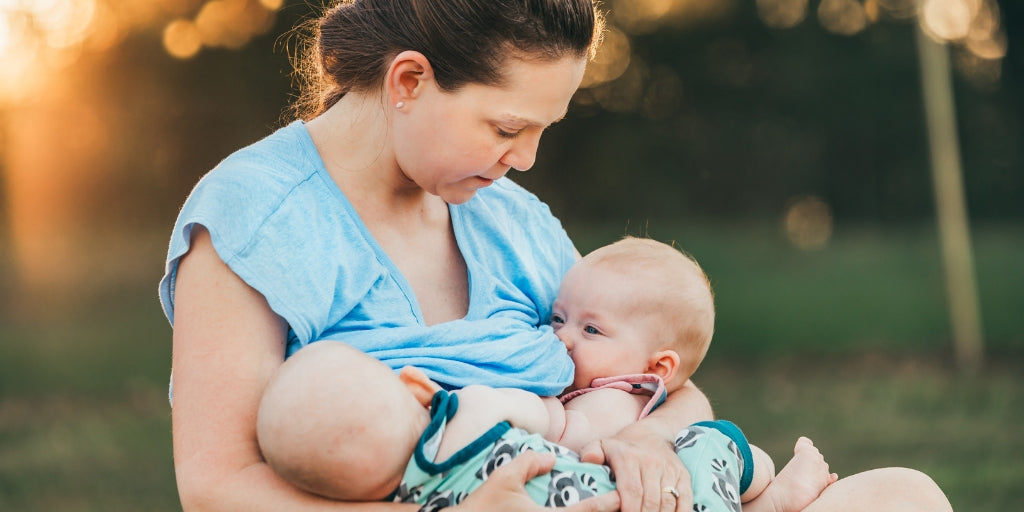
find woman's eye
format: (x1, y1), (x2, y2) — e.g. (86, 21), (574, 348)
(584, 326), (600, 335)
(497, 128), (522, 139)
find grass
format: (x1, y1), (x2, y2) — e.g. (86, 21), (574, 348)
(695, 354), (1024, 511)
(0, 221), (1021, 510)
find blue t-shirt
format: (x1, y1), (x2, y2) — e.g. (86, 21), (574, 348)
(159, 121), (577, 395)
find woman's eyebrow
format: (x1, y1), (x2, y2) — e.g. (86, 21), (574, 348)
(499, 109), (569, 128)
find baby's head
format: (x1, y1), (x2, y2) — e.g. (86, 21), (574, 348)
(552, 236), (714, 392)
(257, 342), (438, 501)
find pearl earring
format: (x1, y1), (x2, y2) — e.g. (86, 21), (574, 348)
(395, 101), (405, 109)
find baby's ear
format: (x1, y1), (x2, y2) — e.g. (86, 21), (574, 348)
(646, 349), (680, 384)
(399, 366), (441, 407)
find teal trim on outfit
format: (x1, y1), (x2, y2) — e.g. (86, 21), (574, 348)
(693, 420), (755, 494)
(413, 391), (512, 474)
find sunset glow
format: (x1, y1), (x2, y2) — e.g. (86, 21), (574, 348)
(0, 0), (281, 102)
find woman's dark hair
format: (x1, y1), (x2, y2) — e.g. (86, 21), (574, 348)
(289, 0), (604, 119)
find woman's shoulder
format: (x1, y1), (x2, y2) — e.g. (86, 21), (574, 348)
(182, 122), (330, 231)
(204, 121), (320, 192)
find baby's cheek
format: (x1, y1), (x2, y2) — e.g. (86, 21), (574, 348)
(572, 366), (596, 389)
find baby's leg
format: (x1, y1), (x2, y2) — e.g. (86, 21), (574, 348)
(739, 444), (776, 502)
(743, 437), (838, 512)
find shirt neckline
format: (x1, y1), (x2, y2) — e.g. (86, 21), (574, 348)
(290, 120), (476, 325)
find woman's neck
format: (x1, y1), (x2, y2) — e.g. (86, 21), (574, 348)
(305, 92), (434, 219)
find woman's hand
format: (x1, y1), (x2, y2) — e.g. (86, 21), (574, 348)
(454, 450), (620, 512)
(579, 421), (693, 512)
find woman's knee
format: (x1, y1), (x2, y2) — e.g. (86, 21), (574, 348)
(880, 467), (952, 511)
(805, 466), (951, 512)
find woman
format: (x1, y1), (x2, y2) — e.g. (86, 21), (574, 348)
(161, 1), (952, 511)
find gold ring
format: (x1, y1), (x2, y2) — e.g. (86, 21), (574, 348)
(662, 486), (680, 499)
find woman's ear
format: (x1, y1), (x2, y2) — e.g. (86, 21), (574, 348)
(646, 349), (681, 384)
(386, 50), (434, 107)
(399, 366), (442, 407)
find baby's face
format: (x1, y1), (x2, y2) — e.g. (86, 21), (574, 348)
(551, 261), (662, 391)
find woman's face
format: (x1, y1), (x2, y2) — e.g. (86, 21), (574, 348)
(393, 55), (588, 204)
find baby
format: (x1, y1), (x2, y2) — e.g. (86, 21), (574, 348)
(257, 237), (837, 511)
(548, 237), (836, 511)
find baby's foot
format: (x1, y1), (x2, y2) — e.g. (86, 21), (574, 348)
(760, 437), (838, 512)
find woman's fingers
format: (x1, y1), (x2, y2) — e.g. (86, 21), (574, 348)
(454, 450), (620, 512)
(598, 435), (693, 512)
(578, 439), (607, 465)
(661, 471), (692, 512)
(504, 449), (558, 482)
(563, 490), (621, 512)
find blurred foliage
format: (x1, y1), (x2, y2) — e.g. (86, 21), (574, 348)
(524, 1), (1023, 224)
(2, 0), (1019, 236)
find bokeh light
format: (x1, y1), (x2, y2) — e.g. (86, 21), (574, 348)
(39, 0), (95, 49)
(164, 18), (202, 60)
(0, 0), (282, 104)
(748, 0), (1008, 93)
(818, 0), (869, 36)
(917, 0), (1006, 90)
(611, 0), (735, 34)
(963, 0), (1006, 59)
(783, 195), (834, 250)
(589, 58), (648, 113)
(954, 48), (1002, 91)
(757, 0), (810, 30)
(611, 0), (675, 34)
(581, 25), (632, 89)
(921, 0), (974, 41)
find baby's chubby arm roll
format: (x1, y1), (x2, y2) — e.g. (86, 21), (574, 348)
(446, 386), (644, 455)
(556, 389), (647, 453)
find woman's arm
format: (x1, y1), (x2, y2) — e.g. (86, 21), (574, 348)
(578, 379), (713, 512)
(171, 227), (417, 511)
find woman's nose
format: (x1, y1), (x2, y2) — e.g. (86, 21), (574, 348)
(500, 133), (540, 172)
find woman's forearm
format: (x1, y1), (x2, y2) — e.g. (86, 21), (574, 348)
(177, 459), (418, 512)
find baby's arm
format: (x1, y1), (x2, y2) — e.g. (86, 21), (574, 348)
(439, 386), (554, 460)
(446, 386), (649, 457)
(741, 444), (777, 502)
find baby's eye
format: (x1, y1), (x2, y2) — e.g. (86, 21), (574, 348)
(550, 314), (565, 325)
(584, 325), (600, 335)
